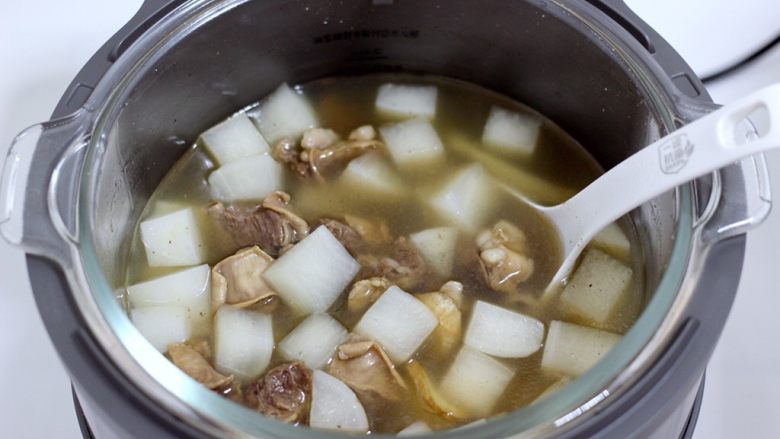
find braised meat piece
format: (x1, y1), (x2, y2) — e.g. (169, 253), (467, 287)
(271, 127), (382, 181)
(476, 220), (534, 294)
(347, 277), (391, 312)
(315, 218), (365, 254)
(328, 334), (406, 406)
(407, 361), (465, 421)
(262, 191), (308, 228)
(317, 216), (427, 291)
(212, 246), (278, 310)
(272, 137), (311, 178)
(376, 237), (428, 291)
(245, 361), (313, 424)
(416, 281), (464, 353)
(207, 191), (309, 257)
(309, 139), (382, 179)
(300, 128), (340, 150)
(167, 343), (233, 390)
(439, 280), (464, 308)
(348, 125), (376, 141)
(317, 215), (392, 254)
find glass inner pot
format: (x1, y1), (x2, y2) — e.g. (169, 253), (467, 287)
(77, 0), (691, 437)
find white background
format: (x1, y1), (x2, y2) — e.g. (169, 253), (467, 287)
(0, 1), (778, 437)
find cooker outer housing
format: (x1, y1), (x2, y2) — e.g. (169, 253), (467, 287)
(24, 0), (745, 438)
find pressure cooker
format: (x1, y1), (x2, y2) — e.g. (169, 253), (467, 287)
(0, 0), (772, 438)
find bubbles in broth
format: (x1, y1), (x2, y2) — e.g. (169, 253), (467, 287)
(124, 75), (644, 434)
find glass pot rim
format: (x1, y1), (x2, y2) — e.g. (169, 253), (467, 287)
(71, 1), (699, 437)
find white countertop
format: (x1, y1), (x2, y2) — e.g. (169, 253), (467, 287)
(0, 1), (778, 437)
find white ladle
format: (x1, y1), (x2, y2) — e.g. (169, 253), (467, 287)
(528, 83), (780, 293)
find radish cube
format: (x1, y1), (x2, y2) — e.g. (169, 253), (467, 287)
(127, 264), (210, 308)
(279, 313), (348, 369)
(409, 227), (458, 277)
(148, 200), (187, 218)
(541, 320), (622, 376)
(213, 306), (274, 381)
(591, 222), (631, 262)
(130, 306), (191, 352)
(379, 118), (444, 168)
(208, 154), (282, 202)
(440, 346), (514, 416)
(353, 286), (438, 363)
(252, 83), (318, 142)
(263, 226), (360, 314)
(481, 106), (541, 156)
(340, 152), (404, 196)
(127, 264), (211, 336)
(376, 83), (438, 118)
(200, 113), (270, 165)
(140, 208), (207, 267)
(310, 370), (369, 433)
(464, 300), (544, 358)
(560, 249), (633, 324)
(398, 421), (431, 436)
(429, 164), (497, 231)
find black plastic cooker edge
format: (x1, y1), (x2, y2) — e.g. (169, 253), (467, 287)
(27, 1), (740, 438)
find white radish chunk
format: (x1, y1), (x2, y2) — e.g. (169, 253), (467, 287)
(213, 306), (274, 381)
(440, 346), (515, 416)
(376, 83), (438, 118)
(464, 300), (544, 358)
(148, 200), (187, 218)
(379, 118), (445, 168)
(252, 83), (319, 142)
(429, 164), (497, 231)
(310, 370), (369, 433)
(130, 306), (191, 352)
(208, 154), (282, 202)
(200, 113), (270, 165)
(278, 313), (349, 369)
(127, 265), (210, 308)
(340, 152), (404, 196)
(481, 106), (541, 156)
(541, 320), (622, 377)
(127, 264), (211, 336)
(409, 227), (458, 277)
(560, 249), (633, 324)
(140, 207), (207, 267)
(590, 222), (631, 262)
(353, 286), (438, 363)
(398, 421), (432, 436)
(263, 226), (360, 314)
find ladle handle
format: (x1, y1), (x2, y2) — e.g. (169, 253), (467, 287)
(556, 83), (780, 258)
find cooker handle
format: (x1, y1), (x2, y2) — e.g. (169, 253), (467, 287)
(675, 98), (773, 245)
(702, 145), (772, 246)
(0, 112), (91, 266)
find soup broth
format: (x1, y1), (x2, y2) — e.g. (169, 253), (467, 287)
(125, 74), (644, 434)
